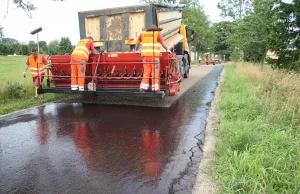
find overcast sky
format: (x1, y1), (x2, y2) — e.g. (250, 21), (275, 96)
(0, 0), (222, 45)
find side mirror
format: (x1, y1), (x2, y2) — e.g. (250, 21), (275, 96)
(186, 27), (194, 42)
(190, 34), (194, 42)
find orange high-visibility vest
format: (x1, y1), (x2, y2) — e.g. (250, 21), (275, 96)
(28, 55), (45, 78)
(71, 39), (90, 60)
(141, 31), (160, 57)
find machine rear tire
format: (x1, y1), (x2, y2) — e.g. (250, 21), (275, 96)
(178, 60), (185, 79)
(183, 54), (190, 78)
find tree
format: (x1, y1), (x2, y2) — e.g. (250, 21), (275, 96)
(48, 40), (60, 55)
(181, 1), (214, 58)
(59, 37), (73, 54)
(268, 0), (300, 71)
(1, 37), (19, 45)
(0, 44), (9, 55)
(4, 0), (64, 18)
(39, 41), (48, 54)
(213, 21), (236, 60)
(230, 47), (242, 61)
(1, 0), (65, 38)
(18, 44), (30, 55)
(28, 40), (36, 50)
(217, 0), (253, 20)
(223, 0), (278, 63)
(0, 25), (3, 41)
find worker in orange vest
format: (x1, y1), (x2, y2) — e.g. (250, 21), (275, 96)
(23, 47), (48, 100)
(71, 36), (97, 91)
(208, 58), (211, 65)
(135, 24), (171, 92)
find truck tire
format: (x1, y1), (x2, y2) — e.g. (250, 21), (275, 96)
(183, 54), (190, 78)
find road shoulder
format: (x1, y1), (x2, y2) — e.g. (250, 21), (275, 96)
(192, 66), (225, 194)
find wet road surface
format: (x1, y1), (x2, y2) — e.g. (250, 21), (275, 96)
(0, 65), (223, 194)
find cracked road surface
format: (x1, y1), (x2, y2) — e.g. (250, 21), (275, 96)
(0, 65), (223, 194)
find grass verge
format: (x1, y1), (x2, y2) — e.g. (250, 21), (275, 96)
(213, 63), (300, 193)
(0, 56), (64, 115)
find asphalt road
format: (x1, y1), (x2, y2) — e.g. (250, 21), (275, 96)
(0, 64), (223, 194)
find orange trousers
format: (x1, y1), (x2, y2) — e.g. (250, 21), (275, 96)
(140, 56), (160, 91)
(70, 56), (86, 91)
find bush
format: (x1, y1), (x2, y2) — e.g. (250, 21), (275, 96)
(230, 48), (242, 61)
(3, 81), (27, 99)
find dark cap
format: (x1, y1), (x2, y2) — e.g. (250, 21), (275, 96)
(32, 48), (37, 52)
(146, 24), (163, 31)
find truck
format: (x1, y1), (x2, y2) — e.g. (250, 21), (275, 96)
(39, 3), (194, 99)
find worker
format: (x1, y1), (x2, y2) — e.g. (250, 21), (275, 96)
(23, 47), (48, 100)
(207, 58), (211, 65)
(135, 24), (171, 92)
(198, 56), (202, 65)
(70, 36), (97, 91)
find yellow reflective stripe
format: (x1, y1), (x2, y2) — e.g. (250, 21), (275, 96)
(142, 46), (160, 51)
(73, 50), (89, 59)
(30, 68), (44, 72)
(142, 43), (161, 47)
(142, 46), (160, 49)
(141, 50), (161, 53)
(141, 31), (160, 57)
(74, 48), (89, 55)
(30, 67), (44, 70)
(75, 46), (89, 53)
(31, 72), (44, 75)
(142, 44), (160, 47)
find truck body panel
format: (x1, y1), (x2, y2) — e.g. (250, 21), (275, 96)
(79, 4), (184, 52)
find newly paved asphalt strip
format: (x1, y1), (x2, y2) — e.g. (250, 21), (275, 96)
(0, 64), (223, 194)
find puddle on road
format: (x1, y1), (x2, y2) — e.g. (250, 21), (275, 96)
(0, 66), (223, 194)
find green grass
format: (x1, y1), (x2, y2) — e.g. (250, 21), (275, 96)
(0, 56), (61, 115)
(213, 63), (300, 193)
(191, 59), (200, 65)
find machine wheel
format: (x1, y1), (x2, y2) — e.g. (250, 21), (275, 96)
(178, 59), (185, 79)
(183, 54), (190, 78)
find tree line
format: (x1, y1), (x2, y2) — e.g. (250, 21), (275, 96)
(1, 0), (299, 71)
(217, 0), (300, 71)
(0, 37), (73, 56)
(141, 0), (299, 71)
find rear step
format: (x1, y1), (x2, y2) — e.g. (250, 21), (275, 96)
(38, 87), (166, 99)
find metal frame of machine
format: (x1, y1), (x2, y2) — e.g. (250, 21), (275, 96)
(38, 52), (181, 99)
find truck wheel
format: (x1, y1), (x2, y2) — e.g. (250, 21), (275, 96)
(178, 60), (185, 79)
(183, 54), (189, 78)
